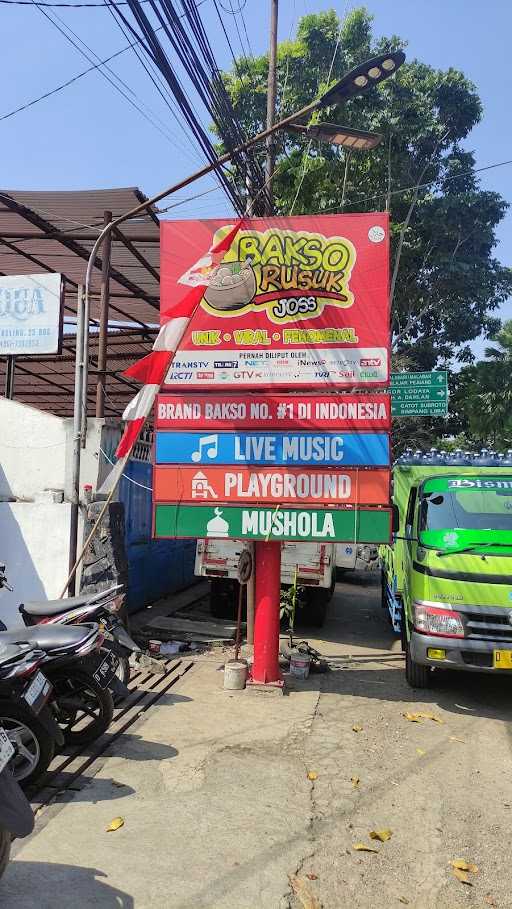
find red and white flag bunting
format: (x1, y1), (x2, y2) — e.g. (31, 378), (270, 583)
(110, 219), (244, 475)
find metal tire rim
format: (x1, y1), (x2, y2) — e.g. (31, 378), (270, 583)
(0, 717), (40, 781)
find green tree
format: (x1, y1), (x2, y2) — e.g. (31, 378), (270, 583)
(448, 321), (512, 448)
(219, 8), (512, 368)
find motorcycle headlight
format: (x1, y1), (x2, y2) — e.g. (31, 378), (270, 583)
(413, 601), (464, 638)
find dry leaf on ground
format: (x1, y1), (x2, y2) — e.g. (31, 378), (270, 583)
(288, 875), (321, 909)
(351, 776), (360, 788)
(398, 899), (410, 905)
(416, 748), (426, 756)
(369, 829), (393, 842)
(450, 859), (478, 873)
(306, 874), (318, 881)
(307, 771), (318, 781)
(353, 842), (379, 853)
(449, 736), (466, 744)
(403, 711), (444, 724)
(106, 817), (124, 832)
(352, 725), (363, 732)
(452, 867), (472, 885)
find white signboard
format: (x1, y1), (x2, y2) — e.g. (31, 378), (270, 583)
(0, 273), (63, 355)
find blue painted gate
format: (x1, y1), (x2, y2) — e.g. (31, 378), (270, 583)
(119, 460), (197, 613)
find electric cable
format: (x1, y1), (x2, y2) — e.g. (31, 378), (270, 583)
(27, 0), (191, 151)
(0, 0), (206, 124)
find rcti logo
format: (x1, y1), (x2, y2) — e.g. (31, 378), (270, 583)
(0, 287), (46, 322)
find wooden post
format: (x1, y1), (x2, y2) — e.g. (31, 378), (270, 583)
(69, 285), (85, 596)
(4, 357), (15, 399)
(95, 210), (112, 418)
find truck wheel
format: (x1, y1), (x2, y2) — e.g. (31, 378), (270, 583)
(325, 574), (336, 604)
(300, 589), (328, 628)
(209, 579), (237, 620)
(380, 569), (388, 610)
(405, 640), (431, 688)
(335, 567), (346, 582)
(400, 606), (408, 652)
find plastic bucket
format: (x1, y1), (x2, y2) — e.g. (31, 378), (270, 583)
(224, 659), (247, 690)
(289, 649), (311, 680)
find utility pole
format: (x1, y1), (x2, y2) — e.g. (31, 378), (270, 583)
(264, 0), (278, 216)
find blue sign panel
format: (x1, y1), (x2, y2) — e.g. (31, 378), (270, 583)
(155, 431), (389, 467)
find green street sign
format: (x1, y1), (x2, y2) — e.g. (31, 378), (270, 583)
(154, 504), (391, 543)
(391, 371), (448, 417)
(391, 371), (447, 388)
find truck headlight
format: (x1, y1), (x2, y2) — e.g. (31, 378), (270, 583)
(413, 601), (464, 638)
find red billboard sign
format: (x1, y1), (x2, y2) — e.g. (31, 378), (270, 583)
(153, 466), (390, 506)
(156, 393), (391, 431)
(160, 213), (390, 390)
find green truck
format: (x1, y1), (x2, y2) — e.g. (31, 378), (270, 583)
(381, 453), (512, 687)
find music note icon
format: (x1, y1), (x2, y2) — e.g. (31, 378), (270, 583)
(191, 434), (219, 463)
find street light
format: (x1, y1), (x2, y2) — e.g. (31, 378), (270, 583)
(83, 48), (406, 332)
(318, 50), (406, 106)
(284, 122), (382, 151)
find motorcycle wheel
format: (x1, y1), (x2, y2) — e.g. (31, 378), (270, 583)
(49, 668), (114, 747)
(0, 702), (55, 789)
(0, 828), (11, 881)
(115, 655), (130, 686)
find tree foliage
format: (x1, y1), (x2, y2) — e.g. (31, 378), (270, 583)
(446, 321), (512, 449)
(219, 8), (512, 369)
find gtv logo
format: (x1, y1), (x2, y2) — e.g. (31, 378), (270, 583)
(0, 287), (46, 322)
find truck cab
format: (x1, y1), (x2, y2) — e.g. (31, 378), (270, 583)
(382, 460), (512, 686)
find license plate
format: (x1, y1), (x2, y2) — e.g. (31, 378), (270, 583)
(93, 650), (119, 688)
(0, 727), (15, 773)
(493, 649), (512, 669)
(23, 671), (52, 711)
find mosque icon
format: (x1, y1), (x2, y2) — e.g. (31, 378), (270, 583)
(206, 507), (230, 538)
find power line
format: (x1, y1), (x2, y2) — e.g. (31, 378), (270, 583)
(0, 0), (148, 5)
(321, 157), (512, 213)
(22, 0), (201, 156)
(0, 0), (206, 124)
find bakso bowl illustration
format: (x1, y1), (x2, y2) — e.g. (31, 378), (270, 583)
(203, 260), (256, 311)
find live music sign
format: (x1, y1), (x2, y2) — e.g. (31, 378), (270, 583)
(156, 393), (390, 431)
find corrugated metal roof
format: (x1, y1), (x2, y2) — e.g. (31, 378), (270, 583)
(0, 187), (160, 417)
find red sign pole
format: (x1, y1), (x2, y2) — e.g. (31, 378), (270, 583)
(250, 540), (283, 685)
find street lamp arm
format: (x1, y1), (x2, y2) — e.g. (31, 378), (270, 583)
(84, 49), (406, 324)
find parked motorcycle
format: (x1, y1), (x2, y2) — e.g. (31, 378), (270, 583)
(0, 643), (63, 787)
(0, 623), (116, 753)
(0, 567), (140, 686)
(0, 728), (34, 881)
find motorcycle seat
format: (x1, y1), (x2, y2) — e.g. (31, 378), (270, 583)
(20, 592), (94, 617)
(0, 623), (95, 653)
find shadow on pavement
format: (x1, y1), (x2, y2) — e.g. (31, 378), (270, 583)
(321, 664), (512, 722)
(1, 861), (134, 907)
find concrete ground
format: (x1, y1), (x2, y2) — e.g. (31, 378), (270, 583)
(3, 573), (512, 908)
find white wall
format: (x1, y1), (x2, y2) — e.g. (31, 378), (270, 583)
(0, 398), (125, 625)
(0, 398), (67, 500)
(0, 502), (72, 628)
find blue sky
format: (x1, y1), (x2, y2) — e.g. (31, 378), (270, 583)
(2, 0), (510, 347)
